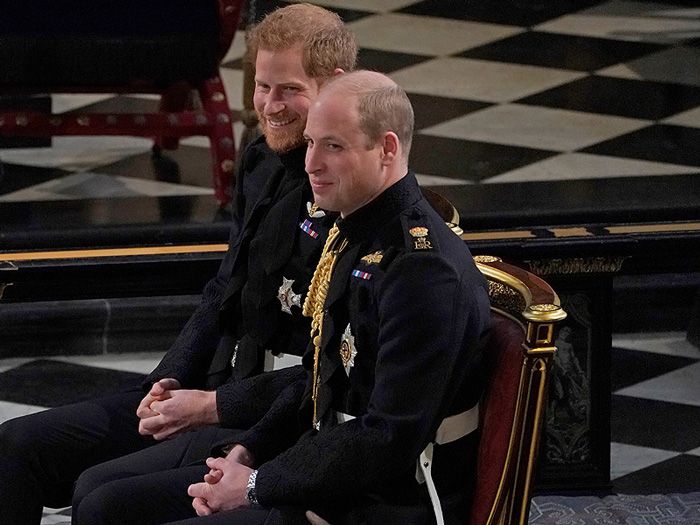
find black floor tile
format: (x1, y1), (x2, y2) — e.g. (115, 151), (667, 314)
(517, 76), (700, 120)
(0, 163), (70, 196)
(458, 32), (664, 71)
(582, 124), (700, 166)
(407, 93), (490, 131)
(611, 347), (697, 391)
(612, 455), (700, 494)
(358, 48), (430, 74)
(0, 360), (143, 407)
(398, 0), (604, 26)
(251, 0), (372, 23)
(97, 145), (217, 189)
(611, 395), (700, 452)
(410, 134), (555, 182)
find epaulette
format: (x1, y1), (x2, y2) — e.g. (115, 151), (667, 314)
(400, 208), (438, 252)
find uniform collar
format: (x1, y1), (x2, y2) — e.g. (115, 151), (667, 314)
(337, 171), (421, 244)
(277, 142), (308, 179)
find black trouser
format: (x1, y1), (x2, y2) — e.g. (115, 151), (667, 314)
(0, 389), (151, 525)
(72, 425), (244, 524)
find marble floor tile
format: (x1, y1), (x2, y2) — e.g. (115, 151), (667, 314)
(459, 31), (664, 71)
(663, 106), (700, 128)
(613, 332), (700, 359)
(483, 153), (699, 183)
(415, 174), (472, 186)
(390, 58), (584, 102)
(615, 361), (700, 407)
(610, 442), (679, 480)
(420, 104), (649, 152)
(0, 172), (213, 202)
(0, 136), (152, 171)
(357, 48), (431, 74)
(397, 0), (604, 26)
(218, 68), (246, 112)
(348, 14), (522, 56)
(51, 94), (116, 114)
(52, 352), (165, 375)
(689, 447), (700, 457)
(536, 1), (700, 44)
(598, 46), (700, 87)
(220, 30), (247, 64)
(517, 75), (700, 120)
(303, 0), (417, 13)
(582, 124), (700, 166)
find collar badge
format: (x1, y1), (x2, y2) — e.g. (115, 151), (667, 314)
(307, 202), (326, 218)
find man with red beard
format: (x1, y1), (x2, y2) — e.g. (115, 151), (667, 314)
(0, 5), (357, 525)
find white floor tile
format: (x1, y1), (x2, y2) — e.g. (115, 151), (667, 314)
(598, 47), (700, 87)
(0, 173), (213, 202)
(0, 357), (35, 373)
(613, 332), (700, 359)
(348, 15), (522, 56)
(615, 362), (700, 407)
(610, 441), (679, 479)
(0, 136), (152, 170)
(390, 58), (584, 103)
(415, 174), (472, 186)
(484, 153), (700, 183)
(306, 0), (418, 13)
(687, 447), (700, 457)
(536, 1), (700, 44)
(663, 106), (700, 129)
(51, 351), (166, 375)
(221, 30), (247, 64)
(420, 104), (649, 152)
(219, 68), (245, 112)
(51, 94), (116, 114)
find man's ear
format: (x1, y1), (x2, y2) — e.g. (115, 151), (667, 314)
(380, 132), (400, 166)
(332, 68), (344, 77)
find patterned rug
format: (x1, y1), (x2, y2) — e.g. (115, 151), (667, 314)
(530, 493), (700, 525)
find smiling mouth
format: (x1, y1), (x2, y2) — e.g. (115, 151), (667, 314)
(267, 117), (295, 128)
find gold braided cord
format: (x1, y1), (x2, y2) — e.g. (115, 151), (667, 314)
(302, 223), (348, 429)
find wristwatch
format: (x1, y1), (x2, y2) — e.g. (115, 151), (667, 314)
(246, 469), (259, 506)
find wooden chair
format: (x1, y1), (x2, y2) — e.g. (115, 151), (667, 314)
(471, 256), (567, 525)
(0, 0), (244, 205)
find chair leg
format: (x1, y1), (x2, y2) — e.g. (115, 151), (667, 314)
(157, 82), (192, 151)
(199, 75), (235, 205)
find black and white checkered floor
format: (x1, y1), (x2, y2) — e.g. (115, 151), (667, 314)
(1, 0), (699, 206)
(1, 0), (699, 522)
(0, 333), (697, 524)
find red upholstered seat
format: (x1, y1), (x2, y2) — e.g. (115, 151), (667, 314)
(470, 258), (567, 525)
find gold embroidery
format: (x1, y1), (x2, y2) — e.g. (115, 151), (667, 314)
(302, 223), (348, 429)
(360, 251), (383, 265)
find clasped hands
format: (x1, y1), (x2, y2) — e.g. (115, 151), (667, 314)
(136, 378), (219, 440)
(189, 444), (255, 516)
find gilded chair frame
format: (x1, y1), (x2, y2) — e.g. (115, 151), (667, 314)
(472, 256), (567, 525)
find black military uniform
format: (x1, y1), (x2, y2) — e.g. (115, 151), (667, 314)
(223, 172), (492, 525)
(0, 136), (331, 525)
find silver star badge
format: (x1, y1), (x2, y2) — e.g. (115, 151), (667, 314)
(277, 277), (302, 314)
(339, 323), (357, 376)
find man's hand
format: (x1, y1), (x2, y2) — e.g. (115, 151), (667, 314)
(306, 511), (332, 525)
(137, 378), (181, 420)
(137, 381), (219, 440)
(189, 456), (253, 516)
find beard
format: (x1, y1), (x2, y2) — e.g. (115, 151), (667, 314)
(257, 110), (306, 153)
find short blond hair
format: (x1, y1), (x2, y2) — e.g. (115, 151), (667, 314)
(247, 3), (357, 80)
(323, 70), (414, 159)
